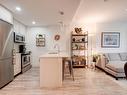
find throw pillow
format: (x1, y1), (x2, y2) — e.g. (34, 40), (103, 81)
(108, 53), (121, 61)
(119, 53), (127, 61)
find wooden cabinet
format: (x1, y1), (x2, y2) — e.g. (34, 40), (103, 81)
(71, 30), (88, 68)
(0, 6), (13, 24)
(13, 53), (21, 76)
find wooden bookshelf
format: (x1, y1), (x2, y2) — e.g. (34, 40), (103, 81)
(71, 29), (88, 68)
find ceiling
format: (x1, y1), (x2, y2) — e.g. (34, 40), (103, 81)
(73, 0), (127, 24)
(1, 0), (127, 26)
(0, 0), (81, 26)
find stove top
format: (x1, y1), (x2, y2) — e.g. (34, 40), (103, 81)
(21, 51), (31, 55)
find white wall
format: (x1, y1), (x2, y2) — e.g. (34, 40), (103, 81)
(69, 22), (127, 64)
(69, 23), (97, 65)
(70, 23), (97, 54)
(0, 5), (13, 24)
(18, 20), (127, 67)
(70, 22), (127, 54)
(26, 25), (70, 67)
(96, 22), (127, 53)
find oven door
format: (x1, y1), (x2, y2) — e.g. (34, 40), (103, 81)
(22, 55), (30, 68)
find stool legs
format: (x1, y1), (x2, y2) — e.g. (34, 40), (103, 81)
(63, 59), (74, 81)
(62, 60), (65, 80)
(68, 60), (74, 81)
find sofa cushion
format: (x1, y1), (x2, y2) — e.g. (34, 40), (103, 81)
(105, 67), (125, 77)
(119, 53), (127, 61)
(106, 61), (126, 73)
(108, 53), (121, 61)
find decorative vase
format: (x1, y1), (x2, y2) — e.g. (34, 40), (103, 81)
(82, 38), (85, 42)
(72, 38), (75, 42)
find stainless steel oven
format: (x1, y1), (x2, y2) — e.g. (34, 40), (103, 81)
(21, 52), (32, 73)
(22, 54), (30, 68)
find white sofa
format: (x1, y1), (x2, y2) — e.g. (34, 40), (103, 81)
(96, 53), (127, 80)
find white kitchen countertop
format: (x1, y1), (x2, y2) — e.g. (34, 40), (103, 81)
(40, 51), (70, 58)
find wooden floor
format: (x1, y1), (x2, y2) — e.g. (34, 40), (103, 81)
(0, 67), (127, 95)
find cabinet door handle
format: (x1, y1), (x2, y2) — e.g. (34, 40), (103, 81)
(12, 57), (16, 65)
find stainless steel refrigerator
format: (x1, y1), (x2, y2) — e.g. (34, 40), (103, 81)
(0, 19), (14, 88)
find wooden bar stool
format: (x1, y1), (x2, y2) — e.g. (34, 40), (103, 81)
(63, 58), (74, 81)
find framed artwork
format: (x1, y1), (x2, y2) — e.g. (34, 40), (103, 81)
(54, 34), (60, 41)
(36, 34), (45, 47)
(101, 32), (120, 48)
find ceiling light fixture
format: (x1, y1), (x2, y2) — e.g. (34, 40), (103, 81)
(15, 6), (21, 11)
(57, 10), (65, 33)
(32, 21), (36, 24)
(59, 11), (64, 15)
(104, 0), (108, 2)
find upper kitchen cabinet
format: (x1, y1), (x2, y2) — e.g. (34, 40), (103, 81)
(13, 20), (26, 36)
(0, 6), (13, 24)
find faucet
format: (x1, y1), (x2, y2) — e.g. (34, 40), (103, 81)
(54, 44), (60, 53)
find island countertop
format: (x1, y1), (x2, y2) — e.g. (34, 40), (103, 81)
(39, 51), (70, 88)
(40, 51), (70, 58)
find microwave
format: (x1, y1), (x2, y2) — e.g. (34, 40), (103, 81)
(14, 32), (25, 43)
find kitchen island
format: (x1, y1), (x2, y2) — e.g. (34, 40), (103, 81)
(39, 52), (69, 88)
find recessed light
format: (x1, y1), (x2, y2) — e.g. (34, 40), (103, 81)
(59, 11), (64, 15)
(32, 21), (36, 24)
(104, 0), (108, 2)
(15, 6), (21, 11)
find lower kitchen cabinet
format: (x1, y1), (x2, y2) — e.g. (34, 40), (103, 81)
(13, 53), (21, 76)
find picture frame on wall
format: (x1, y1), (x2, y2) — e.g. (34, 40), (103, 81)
(36, 34), (45, 47)
(101, 32), (120, 48)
